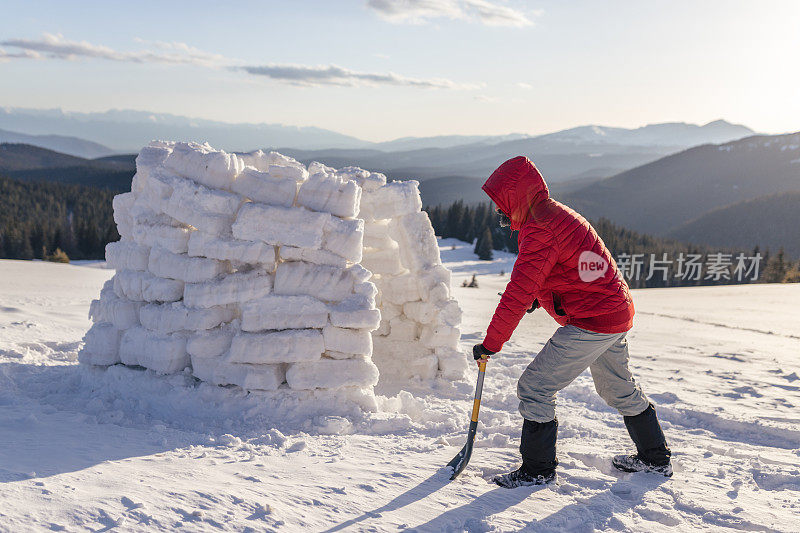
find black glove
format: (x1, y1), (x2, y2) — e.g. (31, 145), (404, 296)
(473, 343), (496, 361)
(527, 299), (540, 314)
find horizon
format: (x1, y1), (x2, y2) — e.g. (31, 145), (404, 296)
(2, 1), (799, 141)
(0, 105), (769, 147)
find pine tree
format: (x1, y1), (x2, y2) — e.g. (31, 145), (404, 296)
(475, 227), (494, 260)
(763, 247), (788, 283)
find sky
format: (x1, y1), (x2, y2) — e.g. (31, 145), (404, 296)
(1, 0), (799, 142)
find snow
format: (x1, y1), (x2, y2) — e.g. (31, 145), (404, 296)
(232, 202), (330, 249)
(227, 329), (324, 364)
(240, 294), (330, 331)
(1, 257), (799, 530)
(183, 270), (273, 308)
(147, 246), (229, 283)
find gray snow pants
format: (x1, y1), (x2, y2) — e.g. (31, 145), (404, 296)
(517, 325), (649, 422)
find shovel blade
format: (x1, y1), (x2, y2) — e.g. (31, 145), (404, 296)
(447, 445), (470, 480)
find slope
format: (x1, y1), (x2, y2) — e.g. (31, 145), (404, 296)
(0, 128), (115, 158)
(668, 191), (800, 257)
(563, 132), (800, 235)
(0, 252), (798, 531)
(0, 143), (135, 191)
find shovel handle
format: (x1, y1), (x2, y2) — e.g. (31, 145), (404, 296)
(470, 360), (487, 422)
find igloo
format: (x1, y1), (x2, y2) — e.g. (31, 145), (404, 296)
(79, 141), (466, 413)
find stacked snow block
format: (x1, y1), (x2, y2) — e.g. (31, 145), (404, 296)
(354, 174), (467, 382)
(79, 140), (465, 407)
(79, 141), (381, 406)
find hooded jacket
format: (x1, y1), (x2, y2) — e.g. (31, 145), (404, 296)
(481, 156), (634, 353)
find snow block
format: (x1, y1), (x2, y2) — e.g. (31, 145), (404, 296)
(435, 347), (468, 380)
(371, 338), (437, 381)
(322, 325), (373, 356)
(79, 322), (122, 366)
(232, 202), (330, 249)
(113, 270), (185, 303)
(183, 270), (273, 308)
(238, 150), (303, 173)
(105, 240), (151, 272)
(134, 143), (172, 180)
(139, 302), (235, 334)
(231, 166), (302, 208)
(403, 300), (438, 324)
(148, 246), (228, 283)
(163, 142), (244, 190)
(374, 273), (421, 305)
(280, 246), (348, 269)
(112, 193), (136, 233)
(388, 317), (419, 341)
(363, 220), (395, 250)
(132, 223), (192, 255)
(187, 232), (275, 267)
(360, 181), (422, 221)
(164, 177), (243, 235)
(297, 170), (362, 218)
(186, 327), (234, 358)
(389, 212), (441, 273)
(138, 167), (181, 215)
(337, 166), (386, 192)
(420, 324), (461, 350)
(193, 358), (285, 390)
(329, 295), (381, 330)
(273, 261), (360, 302)
(437, 299), (463, 327)
(416, 265), (452, 293)
(322, 217), (364, 263)
(89, 291), (143, 330)
(286, 359), (379, 390)
(119, 326), (189, 373)
(240, 295), (329, 331)
(361, 246), (404, 276)
(228, 329), (324, 364)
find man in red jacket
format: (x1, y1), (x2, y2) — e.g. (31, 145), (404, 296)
(473, 156), (671, 488)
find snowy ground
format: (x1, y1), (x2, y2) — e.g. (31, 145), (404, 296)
(1, 240), (799, 532)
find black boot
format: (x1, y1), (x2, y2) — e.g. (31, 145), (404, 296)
(493, 418), (558, 488)
(613, 404), (672, 477)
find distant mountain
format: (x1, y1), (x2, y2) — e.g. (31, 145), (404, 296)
(0, 108), (371, 152)
(538, 120), (754, 147)
(374, 133), (530, 151)
(667, 191), (800, 258)
(0, 128), (115, 159)
(562, 132), (800, 236)
(0, 144), (134, 191)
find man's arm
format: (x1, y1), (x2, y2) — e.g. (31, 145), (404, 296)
(481, 229), (558, 353)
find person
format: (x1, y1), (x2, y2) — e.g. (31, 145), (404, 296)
(472, 156), (671, 488)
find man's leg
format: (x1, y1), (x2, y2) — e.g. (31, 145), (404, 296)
(516, 325), (626, 476)
(589, 334), (672, 473)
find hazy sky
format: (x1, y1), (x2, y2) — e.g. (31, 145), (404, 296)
(1, 0), (799, 141)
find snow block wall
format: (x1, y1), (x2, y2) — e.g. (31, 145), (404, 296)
(80, 141), (465, 411)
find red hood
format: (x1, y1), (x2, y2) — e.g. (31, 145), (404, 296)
(482, 156), (550, 231)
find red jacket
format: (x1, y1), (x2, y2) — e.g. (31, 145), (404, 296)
(482, 156), (634, 353)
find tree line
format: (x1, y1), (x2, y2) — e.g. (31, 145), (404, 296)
(0, 176), (119, 261)
(425, 200), (800, 287)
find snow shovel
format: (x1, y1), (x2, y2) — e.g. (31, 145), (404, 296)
(447, 359), (487, 480)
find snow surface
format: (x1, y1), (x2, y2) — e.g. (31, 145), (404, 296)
(1, 247), (799, 531)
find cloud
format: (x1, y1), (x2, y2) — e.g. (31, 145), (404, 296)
(366, 0), (537, 27)
(1, 33), (474, 90)
(516, 82), (533, 89)
(0, 33), (226, 66)
(473, 94), (498, 102)
(235, 64), (476, 89)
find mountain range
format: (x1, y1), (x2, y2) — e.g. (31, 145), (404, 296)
(1, 107), (753, 164)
